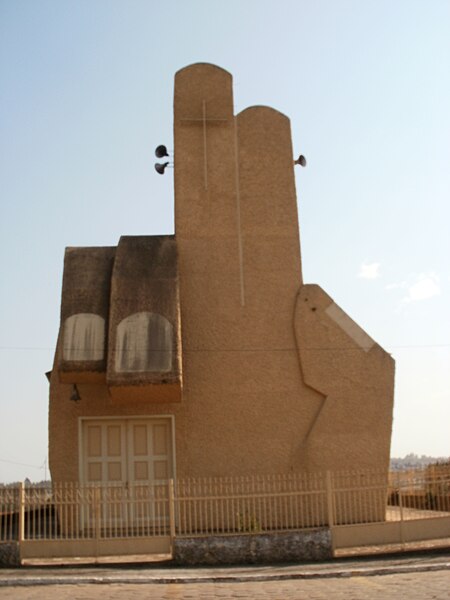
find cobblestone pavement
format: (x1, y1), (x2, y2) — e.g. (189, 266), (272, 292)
(0, 571), (449, 599)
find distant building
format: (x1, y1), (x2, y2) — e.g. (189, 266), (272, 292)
(48, 63), (395, 486)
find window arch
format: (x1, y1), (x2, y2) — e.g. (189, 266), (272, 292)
(63, 313), (105, 361)
(115, 312), (173, 373)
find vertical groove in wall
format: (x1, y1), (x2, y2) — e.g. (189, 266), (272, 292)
(234, 116), (245, 307)
(202, 100), (208, 191)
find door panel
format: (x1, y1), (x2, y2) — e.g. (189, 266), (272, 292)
(126, 419), (173, 525)
(83, 421), (126, 483)
(153, 424), (169, 455)
(107, 425), (122, 456)
(82, 418), (173, 484)
(154, 460), (169, 479)
(127, 420), (173, 483)
(81, 418), (173, 529)
(133, 424), (148, 456)
(87, 425), (101, 456)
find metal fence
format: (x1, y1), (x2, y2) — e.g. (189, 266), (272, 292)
(329, 469), (389, 525)
(175, 471), (329, 535)
(0, 487), (19, 542)
(388, 466), (450, 520)
(1, 467), (449, 546)
(1, 481), (174, 543)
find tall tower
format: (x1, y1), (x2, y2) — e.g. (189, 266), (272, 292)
(49, 63), (394, 485)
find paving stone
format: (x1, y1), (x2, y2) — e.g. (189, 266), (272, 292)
(0, 571), (449, 600)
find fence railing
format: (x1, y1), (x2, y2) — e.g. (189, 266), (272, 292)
(175, 471), (329, 535)
(388, 467), (450, 519)
(330, 469), (389, 525)
(1, 467), (449, 544)
(1, 481), (173, 543)
(0, 487), (19, 542)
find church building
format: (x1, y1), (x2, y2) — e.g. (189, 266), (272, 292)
(48, 63), (395, 487)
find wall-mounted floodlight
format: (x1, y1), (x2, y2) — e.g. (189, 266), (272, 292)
(154, 162), (174, 175)
(155, 145), (170, 158)
(154, 144), (174, 174)
(294, 154), (307, 167)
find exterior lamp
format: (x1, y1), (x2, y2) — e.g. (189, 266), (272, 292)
(70, 384), (81, 402)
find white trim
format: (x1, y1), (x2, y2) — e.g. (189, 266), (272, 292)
(325, 302), (375, 352)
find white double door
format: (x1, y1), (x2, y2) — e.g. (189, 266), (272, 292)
(80, 417), (174, 527)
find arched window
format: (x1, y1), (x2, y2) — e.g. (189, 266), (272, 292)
(63, 313), (105, 361)
(115, 312), (173, 373)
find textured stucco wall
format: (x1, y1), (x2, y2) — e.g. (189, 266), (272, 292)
(294, 284), (394, 473)
(49, 63), (394, 487)
(170, 63), (323, 478)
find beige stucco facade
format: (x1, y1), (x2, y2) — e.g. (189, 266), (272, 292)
(49, 63), (394, 485)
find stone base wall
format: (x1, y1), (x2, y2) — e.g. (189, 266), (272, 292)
(173, 529), (332, 566)
(0, 543), (20, 568)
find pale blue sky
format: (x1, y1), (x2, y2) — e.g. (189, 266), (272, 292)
(1, 0), (449, 482)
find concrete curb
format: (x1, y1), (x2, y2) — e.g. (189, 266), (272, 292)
(1, 560), (449, 586)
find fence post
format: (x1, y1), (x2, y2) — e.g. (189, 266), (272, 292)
(397, 473), (405, 545)
(325, 471), (336, 555)
(18, 482), (25, 544)
(94, 487), (101, 558)
(325, 471), (335, 528)
(168, 479), (176, 546)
